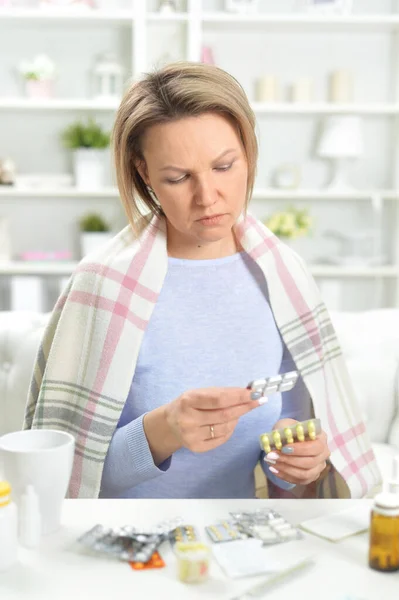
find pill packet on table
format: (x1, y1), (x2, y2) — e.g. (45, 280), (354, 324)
(77, 524), (166, 562)
(130, 551), (166, 570)
(259, 418), (321, 453)
(113, 517), (183, 537)
(77, 519), (182, 563)
(170, 524), (200, 547)
(205, 520), (250, 543)
(229, 509), (303, 545)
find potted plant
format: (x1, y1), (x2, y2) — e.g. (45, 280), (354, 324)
(18, 54), (57, 99)
(79, 212), (112, 257)
(61, 118), (111, 189)
(264, 207), (313, 249)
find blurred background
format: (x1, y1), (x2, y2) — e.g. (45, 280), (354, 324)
(0, 0), (398, 313)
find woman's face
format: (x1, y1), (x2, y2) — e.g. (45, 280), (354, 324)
(138, 112), (248, 257)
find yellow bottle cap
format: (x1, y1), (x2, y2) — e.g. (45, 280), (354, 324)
(0, 481), (11, 506)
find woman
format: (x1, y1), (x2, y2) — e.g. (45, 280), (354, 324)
(24, 62), (380, 500)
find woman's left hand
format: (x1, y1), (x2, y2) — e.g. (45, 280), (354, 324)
(264, 418), (331, 486)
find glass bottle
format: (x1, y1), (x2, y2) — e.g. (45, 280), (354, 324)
(0, 481), (18, 571)
(368, 457), (399, 572)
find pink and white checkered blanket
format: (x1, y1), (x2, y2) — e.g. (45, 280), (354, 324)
(24, 211), (381, 499)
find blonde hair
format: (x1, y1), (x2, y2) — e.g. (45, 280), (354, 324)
(113, 61), (258, 236)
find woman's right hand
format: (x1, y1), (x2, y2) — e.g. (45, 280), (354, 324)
(164, 387), (259, 453)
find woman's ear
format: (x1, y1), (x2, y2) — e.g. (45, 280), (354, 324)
(136, 160), (150, 187)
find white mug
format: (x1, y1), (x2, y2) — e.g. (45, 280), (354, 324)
(0, 430), (75, 535)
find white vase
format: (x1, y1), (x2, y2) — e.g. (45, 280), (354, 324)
(73, 148), (107, 190)
(80, 231), (112, 258)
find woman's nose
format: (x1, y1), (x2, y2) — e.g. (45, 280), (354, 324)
(194, 175), (217, 206)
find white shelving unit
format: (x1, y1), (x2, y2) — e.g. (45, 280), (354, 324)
(251, 103), (399, 115)
(0, 7), (134, 24)
(0, 186), (397, 201)
(0, 0), (398, 312)
(0, 187), (119, 198)
(0, 98), (119, 111)
(0, 260), (395, 279)
(200, 13), (399, 32)
(0, 261), (78, 276)
(1, 98), (399, 114)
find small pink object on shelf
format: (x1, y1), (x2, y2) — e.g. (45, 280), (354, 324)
(19, 250), (72, 261)
(25, 80), (54, 100)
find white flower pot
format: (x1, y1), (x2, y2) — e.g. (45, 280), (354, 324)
(73, 148), (107, 190)
(25, 79), (54, 99)
(80, 231), (112, 258)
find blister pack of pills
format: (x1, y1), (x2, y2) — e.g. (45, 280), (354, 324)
(259, 418), (321, 452)
(229, 509), (303, 545)
(77, 524), (165, 562)
(205, 521), (250, 543)
(77, 518), (183, 563)
(247, 371), (298, 398)
(170, 525), (200, 545)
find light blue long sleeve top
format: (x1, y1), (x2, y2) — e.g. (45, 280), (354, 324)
(100, 251), (311, 498)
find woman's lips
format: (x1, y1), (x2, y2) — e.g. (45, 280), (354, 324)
(197, 214), (226, 225)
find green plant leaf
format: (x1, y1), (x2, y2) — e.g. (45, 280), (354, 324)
(79, 212), (110, 232)
(61, 118), (111, 150)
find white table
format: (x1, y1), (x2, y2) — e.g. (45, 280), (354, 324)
(0, 499), (397, 600)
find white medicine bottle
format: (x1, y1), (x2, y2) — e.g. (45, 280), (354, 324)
(0, 480), (18, 571)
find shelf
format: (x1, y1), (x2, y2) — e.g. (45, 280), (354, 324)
(2, 10), (397, 31)
(0, 98), (120, 111)
(0, 8), (133, 24)
(146, 12), (189, 22)
(0, 187), (396, 201)
(1, 99), (395, 115)
(251, 102), (399, 115)
(0, 187), (119, 198)
(251, 189), (397, 200)
(0, 261), (78, 276)
(309, 265), (398, 278)
(201, 14), (399, 33)
(0, 99), (395, 115)
(0, 261), (395, 278)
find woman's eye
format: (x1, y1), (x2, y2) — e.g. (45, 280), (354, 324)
(215, 163), (233, 172)
(167, 175), (188, 185)
(166, 163), (233, 184)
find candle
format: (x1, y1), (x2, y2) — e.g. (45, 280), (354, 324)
(329, 69), (354, 103)
(291, 77), (313, 103)
(255, 76), (279, 102)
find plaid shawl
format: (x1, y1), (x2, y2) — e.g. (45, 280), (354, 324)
(24, 211), (381, 499)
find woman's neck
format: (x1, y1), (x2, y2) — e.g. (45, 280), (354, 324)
(167, 230), (242, 260)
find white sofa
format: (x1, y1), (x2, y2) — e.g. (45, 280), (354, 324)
(0, 310), (398, 483)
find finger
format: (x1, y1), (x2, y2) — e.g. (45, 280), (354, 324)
(193, 402), (256, 427)
(184, 387), (255, 411)
(201, 421), (235, 441)
(275, 432), (328, 457)
(265, 455), (320, 470)
(189, 434), (231, 453)
(268, 461), (326, 486)
(264, 445), (331, 468)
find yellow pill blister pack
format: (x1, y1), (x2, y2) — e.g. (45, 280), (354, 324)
(259, 418), (321, 453)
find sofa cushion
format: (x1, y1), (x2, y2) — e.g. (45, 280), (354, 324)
(344, 358), (398, 444)
(0, 311), (48, 436)
(372, 442), (399, 482)
(330, 310), (399, 446)
(387, 362), (399, 450)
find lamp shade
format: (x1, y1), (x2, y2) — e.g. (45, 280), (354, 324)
(317, 116), (364, 159)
